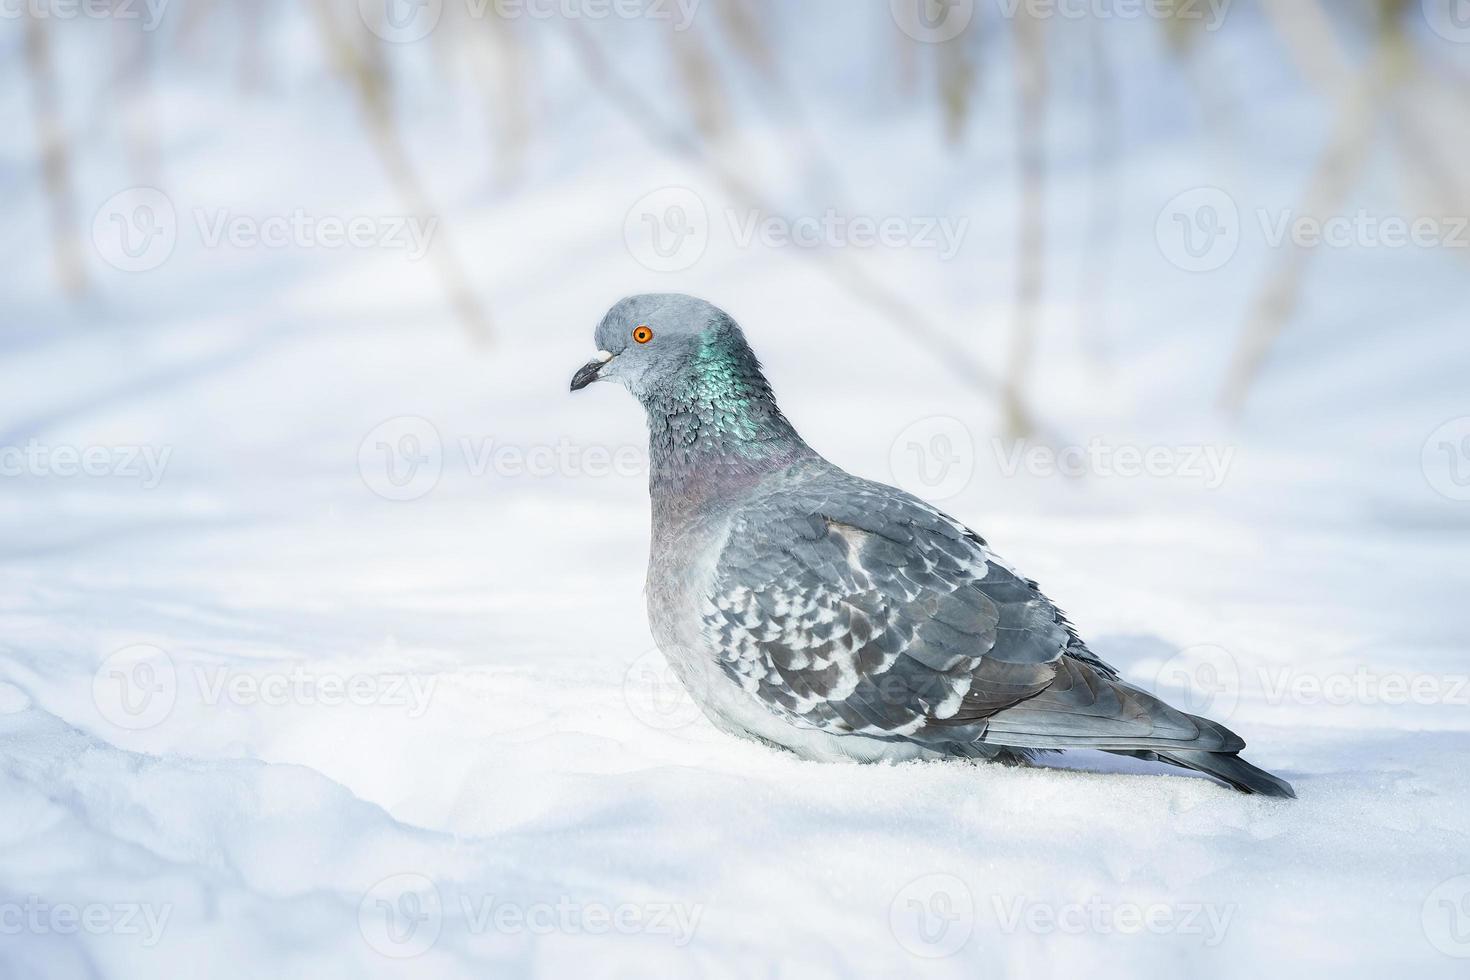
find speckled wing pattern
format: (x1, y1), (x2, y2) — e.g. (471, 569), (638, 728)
(702, 474), (1241, 754)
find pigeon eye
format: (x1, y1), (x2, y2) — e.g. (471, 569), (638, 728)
(632, 325), (654, 344)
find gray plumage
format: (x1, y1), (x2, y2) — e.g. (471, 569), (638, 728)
(571, 293), (1294, 798)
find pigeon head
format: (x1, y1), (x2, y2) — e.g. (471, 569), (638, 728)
(571, 293), (745, 399)
(571, 293), (810, 485)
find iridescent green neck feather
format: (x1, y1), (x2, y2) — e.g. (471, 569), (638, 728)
(643, 329), (811, 496)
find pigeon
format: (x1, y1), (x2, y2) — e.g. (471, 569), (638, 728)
(570, 293), (1295, 798)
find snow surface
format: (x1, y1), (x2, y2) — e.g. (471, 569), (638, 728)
(2, 3), (1468, 977)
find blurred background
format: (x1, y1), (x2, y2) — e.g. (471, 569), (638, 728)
(2, 1), (1469, 977)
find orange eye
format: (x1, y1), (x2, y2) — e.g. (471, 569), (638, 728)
(632, 325), (654, 344)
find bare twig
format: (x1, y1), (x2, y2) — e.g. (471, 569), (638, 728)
(311, 0), (494, 343)
(23, 11), (87, 298)
(112, 11), (160, 185)
(668, 22), (729, 145)
(1079, 16), (1118, 366)
(711, 0), (852, 204)
(558, 19), (1029, 423)
(1004, 10), (1046, 438)
(465, 13), (532, 189)
(1221, 2), (1409, 412)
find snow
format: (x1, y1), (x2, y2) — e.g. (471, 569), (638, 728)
(2, 3), (1468, 977)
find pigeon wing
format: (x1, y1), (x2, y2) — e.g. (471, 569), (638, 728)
(702, 485), (1087, 743)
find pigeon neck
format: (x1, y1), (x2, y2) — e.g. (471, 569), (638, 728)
(643, 340), (811, 502)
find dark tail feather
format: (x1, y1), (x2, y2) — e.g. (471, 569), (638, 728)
(1137, 749), (1296, 799)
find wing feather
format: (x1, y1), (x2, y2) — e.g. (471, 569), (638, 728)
(703, 483), (1074, 741)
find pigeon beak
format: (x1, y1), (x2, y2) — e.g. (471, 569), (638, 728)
(570, 350), (614, 392)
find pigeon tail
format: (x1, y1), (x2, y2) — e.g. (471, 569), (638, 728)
(1141, 749), (1297, 798)
(973, 655), (1295, 797)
